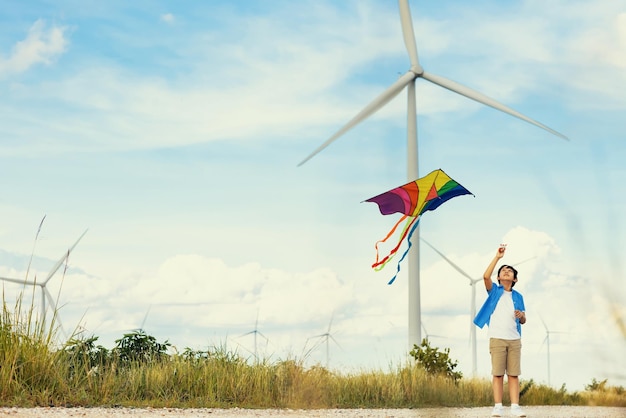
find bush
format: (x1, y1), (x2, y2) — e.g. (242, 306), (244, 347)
(585, 378), (608, 392)
(409, 338), (462, 383)
(113, 330), (171, 365)
(63, 335), (110, 377)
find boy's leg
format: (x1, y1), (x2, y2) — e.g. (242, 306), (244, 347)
(508, 375), (520, 404)
(507, 339), (523, 403)
(493, 375), (504, 403)
(489, 339), (507, 404)
(508, 376), (526, 416)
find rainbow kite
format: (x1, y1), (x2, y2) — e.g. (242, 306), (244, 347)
(365, 169), (473, 284)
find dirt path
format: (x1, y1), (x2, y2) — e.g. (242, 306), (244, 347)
(1, 407), (625, 418)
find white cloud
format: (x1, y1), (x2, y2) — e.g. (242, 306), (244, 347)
(0, 20), (68, 77)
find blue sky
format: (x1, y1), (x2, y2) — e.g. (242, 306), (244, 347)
(1, 0), (624, 391)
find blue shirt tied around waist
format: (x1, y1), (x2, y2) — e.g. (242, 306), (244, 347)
(473, 284), (526, 336)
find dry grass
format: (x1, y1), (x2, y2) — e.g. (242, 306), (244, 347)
(1, 294), (624, 409)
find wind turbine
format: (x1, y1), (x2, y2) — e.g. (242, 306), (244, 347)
(305, 315), (341, 369)
(421, 321), (447, 343)
(539, 315), (568, 387)
(298, 0), (568, 350)
(238, 309), (268, 362)
(421, 237), (535, 376)
(0, 229), (88, 337)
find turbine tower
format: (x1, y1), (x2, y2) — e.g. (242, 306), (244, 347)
(298, 0), (568, 350)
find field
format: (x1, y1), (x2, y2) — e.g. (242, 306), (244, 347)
(1, 296), (624, 412)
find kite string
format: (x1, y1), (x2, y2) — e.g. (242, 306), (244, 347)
(386, 216), (421, 285)
(372, 215), (418, 270)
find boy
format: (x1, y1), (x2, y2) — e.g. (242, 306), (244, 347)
(474, 245), (527, 417)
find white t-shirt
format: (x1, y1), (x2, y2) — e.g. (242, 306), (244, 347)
(488, 290), (521, 340)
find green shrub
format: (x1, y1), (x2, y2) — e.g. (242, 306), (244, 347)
(113, 330), (171, 365)
(409, 338), (463, 383)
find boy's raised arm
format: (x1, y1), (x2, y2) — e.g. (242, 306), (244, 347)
(483, 245), (506, 292)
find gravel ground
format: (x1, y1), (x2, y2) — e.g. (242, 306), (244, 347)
(1, 407), (625, 418)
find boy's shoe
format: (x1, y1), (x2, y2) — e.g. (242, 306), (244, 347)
(490, 404), (504, 417)
(510, 404), (527, 417)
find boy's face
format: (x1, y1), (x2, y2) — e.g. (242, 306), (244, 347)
(498, 266), (517, 284)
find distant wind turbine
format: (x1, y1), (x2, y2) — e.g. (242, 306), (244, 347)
(305, 315), (341, 369)
(0, 229), (88, 338)
(539, 314), (568, 387)
(421, 237), (535, 376)
(298, 0), (568, 351)
(421, 322), (447, 342)
(238, 309), (268, 362)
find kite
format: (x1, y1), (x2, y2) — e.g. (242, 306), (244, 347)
(365, 169), (473, 284)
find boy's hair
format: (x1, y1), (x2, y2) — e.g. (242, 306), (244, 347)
(497, 264), (518, 288)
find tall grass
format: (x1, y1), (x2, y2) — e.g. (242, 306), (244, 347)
(0, 293), (60, 405)
(0, 296), (624, 408)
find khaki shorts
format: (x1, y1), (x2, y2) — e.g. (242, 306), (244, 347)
(489, 338), (522, 376)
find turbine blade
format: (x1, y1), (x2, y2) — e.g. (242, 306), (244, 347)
(0, 276), (34, 286)
(43, 229), (88, 284)
(420, 238), (475, 282)
(44, 287), (66, 337)
(298, 71), (416, 166)
(329, 335), (343, 350)
(140, 305), (151, 331)
(398, 0), (422, 72)
(512, 256), (537, 267)
(308, 336), (325, 352)
(421, 71), (568, 140)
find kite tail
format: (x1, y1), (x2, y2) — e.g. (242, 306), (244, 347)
(387, 216), (421, 285)
(372, 215), (418, 271)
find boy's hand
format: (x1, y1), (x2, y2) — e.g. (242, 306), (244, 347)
(496, 244), (506, 259)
